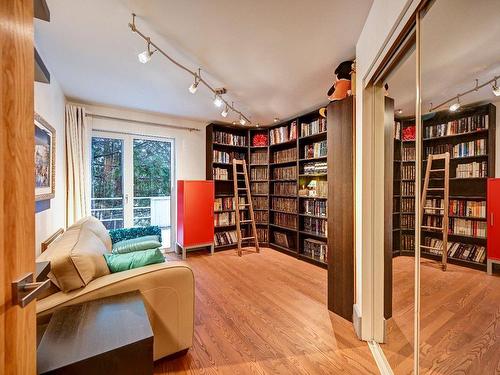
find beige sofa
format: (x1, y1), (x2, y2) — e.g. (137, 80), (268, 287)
(36, 217), (195, 360)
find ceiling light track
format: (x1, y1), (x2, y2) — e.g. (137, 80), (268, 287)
(129, 13), (251, 125)
(429, 75), (500, 112)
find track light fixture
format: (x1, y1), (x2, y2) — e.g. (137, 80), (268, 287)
(128, 13), (252, 125)
(493, 79), (500, 97)
(273, 117), (279, 123)
(221, 104), (229, 118)
(449, 96), (461, 112)
(239, 116), (246, 126)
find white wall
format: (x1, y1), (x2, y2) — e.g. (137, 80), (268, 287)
(355, 0), (417, 340)
(35, 77), (66, 255)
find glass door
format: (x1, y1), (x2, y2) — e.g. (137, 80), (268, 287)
(91, 132), (175, 250)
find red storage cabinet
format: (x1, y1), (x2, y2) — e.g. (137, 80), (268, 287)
(487, 178), (500, 274)
(177, 180), (214, 259)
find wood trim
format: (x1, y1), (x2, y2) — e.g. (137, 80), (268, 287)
(327, 97), (354, 321)
(0, 0), (36, 373)
(41, 228), (65, 253)
(35, 47), (50, 83)
(34, 0), (50, 21)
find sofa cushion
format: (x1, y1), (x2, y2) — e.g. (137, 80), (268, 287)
(37, 216), (111, 292)
(112, 235), (162, 254)
(104, 248), (165, 273)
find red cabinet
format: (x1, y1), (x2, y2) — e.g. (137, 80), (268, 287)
(487, 178), (500, 274)
(177, 180), (214, 259)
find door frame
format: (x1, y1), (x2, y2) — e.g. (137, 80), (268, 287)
(91, 130), (176, 250)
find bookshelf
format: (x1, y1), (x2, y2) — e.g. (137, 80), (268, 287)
(206, 107), (329, 269)
(391, 103), (496, 271)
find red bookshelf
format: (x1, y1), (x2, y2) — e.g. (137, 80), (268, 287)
(487, 178), (500, 274)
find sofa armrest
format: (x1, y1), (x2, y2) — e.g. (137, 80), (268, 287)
(37, 262), (194, 360)
(109, 226), (162, 244)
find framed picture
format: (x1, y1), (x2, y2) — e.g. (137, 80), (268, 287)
(35, 113), (56, 201)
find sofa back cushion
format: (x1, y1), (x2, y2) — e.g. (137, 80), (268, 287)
(37, 216), (111, 292)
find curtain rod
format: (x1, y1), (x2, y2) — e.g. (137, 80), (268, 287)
(85, 113), (201, 132)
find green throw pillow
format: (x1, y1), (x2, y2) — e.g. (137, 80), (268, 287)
(112, 235), (162, 254)
(104, 248), (165, 273)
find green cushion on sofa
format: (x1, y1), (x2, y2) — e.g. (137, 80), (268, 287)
(112, 235), (162, 254)
(104, 248), (165, 273)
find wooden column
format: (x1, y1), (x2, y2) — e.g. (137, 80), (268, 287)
(0, 0), (36, 374)
(327, 96), (355, 321)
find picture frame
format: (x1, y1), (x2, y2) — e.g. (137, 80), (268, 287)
(35, 113), (56, 201)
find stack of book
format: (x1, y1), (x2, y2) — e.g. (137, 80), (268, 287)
(214, 197), (245, 211)
(257, 228), (268, 243)
(402, 146), (416, 161)
(456, 161), (487, 178)
(250, 150), (268, 165)
(300, 118), (327, 137)
(270, 121), (297, 145)
(213, 131), (247, 146)
(303, 162), (327, 174)
(422, 237), (486, 263)
(273, 148), (296, 163)
(453, 139), (487, 158)
(213, 150), (245, 164)
(449, 199), (486, 218)
(424, 114), (488, 139)
(303, 217), (327, 236)
(401, 214), (415, 229)
(274, 182), (296, 196)
(250, 166), (268, 180)
(401, 181), (415, 196)
(214, 212), (236, 227)
(213, 167), (229, 180)
(253, 196), (269, 210)
(214, 230), (238, 246)
(303, 238), (328, 263)
(251, 182), (268, 195)
(401, 164), (416, 179)
(302, 199), (327, 217)
(424, 144), (452, 158)
(272, 197), (297, 213)
(449, 218), (486, 238)
(303, 140), (327, 159)
(273, 212), (297, 229)
(401, 197), (415, 212)
(273, 166), (297, 180)
(254, 211), (269, 224)
(401, 234), (415, 250)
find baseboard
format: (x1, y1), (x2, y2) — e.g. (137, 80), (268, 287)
(352, 304), (362, 339)
(368, 340), (394, 375)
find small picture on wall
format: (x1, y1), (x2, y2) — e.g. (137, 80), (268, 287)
(35, 113), (55, 201)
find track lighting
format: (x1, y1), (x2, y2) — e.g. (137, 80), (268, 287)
(239, 116), (246, 126)
(221, 105), (229, 118)
(138, 40), (154, 64)
(273, 118), (279, 123)
(213, 95), (223, 108)
(449, 96), (461, 112)
(189, 73), (200, 94)
(493, 80), (500, 97)
(396, 109), (403, 114)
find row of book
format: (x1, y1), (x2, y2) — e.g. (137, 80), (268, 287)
(401, 181), (415, 196)
(422, 214), (442, 229)
(423, 114), (488, 139)
(424, 144), (452, 158)
(423, 198), (444, 214)
(270, 121), (297, 145)
(452, 139), (487, 158)
(273, 212), (297, 229)
(253, 196), (269, 210)
(449, 199), (486, 218)
(394, 121), (401, 140)
(401, 214), (415, 229)
(213, 150), (245, 164)
(214, 196), (245, 211)
(303, 238), (328, 263)
(401, 165), (416, 180)
(303, 140), (327, 159)
(300, 118), (327, 137)
(272, 147), (296, 163)
(213, 131), (247, 146)
(302, 162), (327, 175)
(274, 182), (297, 196)
(449, 218), (486, 238)
(257, 228), (268, 243)
(456, 161), (487, 178)
(272, 197), (297, 213)
(250, 166), (268, 180)
(214, 212), (236, 227)
(255, 211), (269, 224)
(422, 237), (486, 263)
(401, 197), (415, 212)
(302, 217), (327, 236)
(250, 149), (268, 165)
(298, 180), (327, 198)
(251, 182), (268, 195)
(273, 166), (297, 180)
(301, 199), (327, 217)
(213, 167), (229, 180)
(401, 234), (415, 251)
(214, 230), (239, 246)
(402, 146), (416, 161)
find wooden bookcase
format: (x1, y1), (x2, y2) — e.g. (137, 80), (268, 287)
(392, 103), (496, 271)
(206, 107), (328, 269)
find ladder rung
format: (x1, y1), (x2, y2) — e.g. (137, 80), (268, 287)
(241, 236), (255, 241)
(236, 172), (245, 175)
(240, 220), (252, 223)
(430, 169), (445, 172)
(424, 206), (444, 210)
(238, 204), (250, 207)
(427, 188), (444, 191)
(420, 245), (442, 251)
(237, 188), (247, 190)
(421, 225), (443, 230)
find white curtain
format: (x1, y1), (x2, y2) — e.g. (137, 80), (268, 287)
(65, 104), (90, 226)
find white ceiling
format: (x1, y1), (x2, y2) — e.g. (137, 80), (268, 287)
(35, 0), (373, 125)
(386, 0), (500, 116)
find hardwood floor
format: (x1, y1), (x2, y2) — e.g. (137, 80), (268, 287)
(155, 248), (378, 374)
(384, 256), (500, 375)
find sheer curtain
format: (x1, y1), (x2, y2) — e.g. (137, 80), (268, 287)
(65, 104), (90, 226)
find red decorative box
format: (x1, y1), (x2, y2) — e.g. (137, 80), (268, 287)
(252, 133), (268, 146)
(402, 125), (416, 141)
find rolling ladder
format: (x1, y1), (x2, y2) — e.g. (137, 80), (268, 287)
(232, 159), (260, 256)
(420, 152), (450, 271)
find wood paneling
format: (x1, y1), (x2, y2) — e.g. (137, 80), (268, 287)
(327, 97), (355, 321)
(0, 0), (36, 374)
(156, 249), (378, 374)
(384, 256), (500, 374)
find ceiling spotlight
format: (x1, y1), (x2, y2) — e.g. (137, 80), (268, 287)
(232, 121), (237, 125)
(221, 105), (229, 118)
(239, 116), (246, 126)
(138, 40), (154, 64)
(213, 95), (223, 108)
(396, 109), (403, 114)
(493, 80), (500, 97)
(189, 73), (200, 94)
(273, 117), (279, 123)
(449, 96), (461, 112)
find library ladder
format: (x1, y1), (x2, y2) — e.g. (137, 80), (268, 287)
(420, 152), (450, 271)
(232, 159), (260, 256)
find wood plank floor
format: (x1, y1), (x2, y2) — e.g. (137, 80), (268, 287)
(384, 256), (500, 375)
(155, 248), (378, 375)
